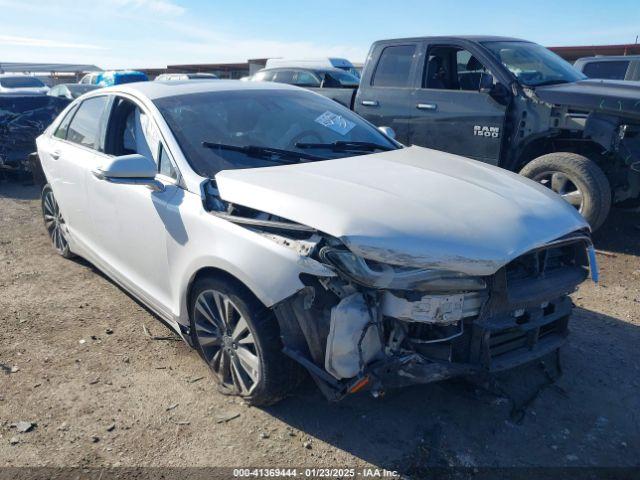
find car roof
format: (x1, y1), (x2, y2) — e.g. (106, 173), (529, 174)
(101, 79), (302, 100)
(258, 66), (349, 74)
(372, 35), (527, 45)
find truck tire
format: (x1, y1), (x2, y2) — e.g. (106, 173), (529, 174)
(520, 153), (611, 231)
(189, 275), (304, 406)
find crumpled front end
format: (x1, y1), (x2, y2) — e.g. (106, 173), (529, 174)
(270, 229), (595, 400)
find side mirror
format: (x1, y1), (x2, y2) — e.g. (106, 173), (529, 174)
(478, 73), (495, 93)
(378, 126), (396, 140)
(93, 154), (164, 192)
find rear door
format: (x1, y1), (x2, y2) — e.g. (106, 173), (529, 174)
(355, 43), (420, 144)
(409, 41), (507, 164)
(41, 96), (111, 249)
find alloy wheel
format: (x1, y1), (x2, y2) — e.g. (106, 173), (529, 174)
(193, 289), (260, 395)
(42, 188), (70, 255)
(534, 170), (584, 213)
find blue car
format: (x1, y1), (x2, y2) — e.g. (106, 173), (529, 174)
(97, 70), (148, 87)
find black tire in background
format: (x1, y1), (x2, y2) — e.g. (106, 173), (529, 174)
(189, 275), (303, 406)
(520, 152), (612, 231)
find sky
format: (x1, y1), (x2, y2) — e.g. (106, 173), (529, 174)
(1, 0), (639, 69)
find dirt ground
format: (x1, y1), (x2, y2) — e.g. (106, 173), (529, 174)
(1, 178), (639, 475)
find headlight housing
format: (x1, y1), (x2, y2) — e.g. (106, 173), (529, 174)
(320, 247), (486, 292)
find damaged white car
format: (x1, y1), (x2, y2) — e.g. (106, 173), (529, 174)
(36, 81), (598, 405)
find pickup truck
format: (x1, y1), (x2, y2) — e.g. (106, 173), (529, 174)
(310, 36), (640, 230)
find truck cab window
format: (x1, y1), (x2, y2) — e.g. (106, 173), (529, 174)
(424, 46), (491, 91)
(372, 45), (416, 87)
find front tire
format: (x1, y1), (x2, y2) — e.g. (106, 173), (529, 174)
(189, 275), (302, 406)
(41, 184), (73, 258)
(520, 153), (611, 231)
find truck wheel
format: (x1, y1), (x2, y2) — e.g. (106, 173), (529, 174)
(189, 275), (303, 406)
(520, 153), (611, 231)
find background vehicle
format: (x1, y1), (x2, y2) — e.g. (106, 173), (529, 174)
(265, 57), (361, 78)
(574, 55), (640, 81)
(48, 83), (99, 100)
(155, 72), (218, 81)
(0, 95), (68, 173)
(311, 36), (640, 230)
(0, 74), (49, 94)
(250, 67), (360, 107)
(79, 72), (102, 85)
(35, 81), (593, 406)
(96, 70), (148, 87)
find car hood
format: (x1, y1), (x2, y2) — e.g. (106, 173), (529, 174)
(535, 79), (640, 120)
(215, 146), (588, 276)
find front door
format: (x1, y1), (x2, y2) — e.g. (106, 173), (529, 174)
(88, 96), (181, 314)
(409, 43), (507, 165)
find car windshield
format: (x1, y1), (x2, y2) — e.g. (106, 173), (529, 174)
(482, 41), (586, 87)
(154, 89), (397, 177)
(0, 76), (46, 88)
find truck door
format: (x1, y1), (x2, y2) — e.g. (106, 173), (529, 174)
(409, 42), (507, 165)
(355, 43), (420, 145)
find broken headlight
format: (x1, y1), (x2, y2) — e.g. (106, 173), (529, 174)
(320, 248), (486, 292)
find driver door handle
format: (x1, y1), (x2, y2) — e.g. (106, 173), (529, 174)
(417, 103), (437, 111)
(361, 100), (379, 107)
(51, 150), (61, 160)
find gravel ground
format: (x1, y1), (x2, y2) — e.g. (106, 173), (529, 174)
(1, 179), (639, 474)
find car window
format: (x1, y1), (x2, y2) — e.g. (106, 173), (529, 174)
(158, 143), (178, 179)
(582, 60), (629, 80)
(0, 76), (46, 88)
(272, 70), (296, 83)
(53, 104), (79, 140)
(253, 71), (275, 82)
(423, 46), (492, 91)
(294, 71), (320, 87)
(66, 96), (110, 150)
(104, 97), (178, 180)
(371, 45), (416, 87)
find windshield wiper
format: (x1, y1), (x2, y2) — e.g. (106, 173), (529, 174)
(202, 141), (326, 163)
(295, 140), (394, 152)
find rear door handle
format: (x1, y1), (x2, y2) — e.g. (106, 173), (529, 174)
(417, 103), (437, 111)
(361, 100), (379, 107)
(51, 151), (61, 160)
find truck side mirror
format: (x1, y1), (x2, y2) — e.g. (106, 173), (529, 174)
(479, 73), (495, 93)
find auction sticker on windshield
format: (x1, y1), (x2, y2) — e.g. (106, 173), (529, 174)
(315, 111), (356, 135)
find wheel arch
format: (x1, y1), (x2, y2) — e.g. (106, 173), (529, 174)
(185, 266), (266, 319)
(515, 135), (605, 171)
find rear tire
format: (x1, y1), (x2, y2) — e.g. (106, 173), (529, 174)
(520, 153), (611, 231)
(189, 275), (303, 406)
(41, 184), (74, 258)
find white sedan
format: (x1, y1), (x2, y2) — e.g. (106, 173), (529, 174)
(37, 81), (596, 405)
